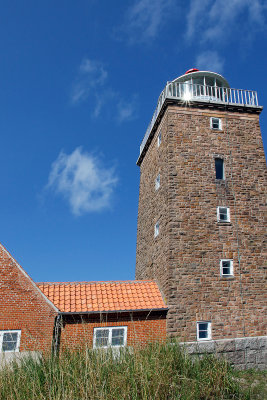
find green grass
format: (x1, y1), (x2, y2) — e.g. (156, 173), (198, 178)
(233, 369), (267, 399)
(0, 342), (263, 399)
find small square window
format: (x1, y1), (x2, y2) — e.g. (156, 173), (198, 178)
(215, 158), (224, 180)
(220, 259), (233, 276)
(155, 174), (160, 190)
(157, 131), (162, 147)
(93, 327), (127, 349)
(197, 321), (211, 341)
(154, 221), (159, 237)
(217, 207), (230, 222)
(0, 330), (21, 352)
(210, 117), (222, 130)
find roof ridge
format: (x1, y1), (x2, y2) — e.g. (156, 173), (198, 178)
(36, 280), (156, 285)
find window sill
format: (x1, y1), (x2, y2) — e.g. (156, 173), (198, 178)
(220, 276), (235, 280)
(217, 221), (231, 226)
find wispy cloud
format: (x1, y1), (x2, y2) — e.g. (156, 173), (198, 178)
(120, 0), (176, 44)
(195, 51), (225, 73)
(46, 147), (118, 216)
(116, 96), (138, 123)
(71, 59), (108, 105)
(186, 0), (267, 44)
(71, 58), (137, 122)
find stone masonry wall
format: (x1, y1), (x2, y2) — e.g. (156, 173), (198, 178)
(136, 113), (170, 303)
(182, 335), (267, 370)
(136, 103), (266, 343)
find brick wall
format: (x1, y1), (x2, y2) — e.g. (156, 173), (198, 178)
(0, 244), (57, 351)
(60, 311), (167, 349)
(136, 102), (267, 342)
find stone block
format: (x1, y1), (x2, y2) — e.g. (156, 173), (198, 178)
(232, 350), (245, 365)
(245, 351), (256, 364)
(196, 341), (216, 354)
(235, 338), (252, 351)
(235, 364), (246, 371)
(183, 343), (198, 354)
(258, 337), (267, 349)
(257, 364), (266, 371)
(215, 339), (235, 353)
(256, 350), (267, 365)
(248, 338), (259, 350)
(223, 351), (236, 364)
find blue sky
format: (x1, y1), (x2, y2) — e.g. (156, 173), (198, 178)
(1, 0), (266, 283)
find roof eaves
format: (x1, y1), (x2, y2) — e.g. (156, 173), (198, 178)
(58, 307), (169, 315)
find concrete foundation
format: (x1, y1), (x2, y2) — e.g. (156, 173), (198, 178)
(0, 351), (41, 369)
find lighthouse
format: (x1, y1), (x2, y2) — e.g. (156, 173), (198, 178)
(136, 69), (266, 343)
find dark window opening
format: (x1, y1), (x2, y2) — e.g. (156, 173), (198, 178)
(215, 158), (224, 179)
(222, 261), (231, 275)
(211, 117), (221, 129)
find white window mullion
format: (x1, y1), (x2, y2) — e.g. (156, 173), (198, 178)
(108, 328), (112, 347)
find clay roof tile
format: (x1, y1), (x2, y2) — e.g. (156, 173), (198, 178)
(36, 280), (167, 313)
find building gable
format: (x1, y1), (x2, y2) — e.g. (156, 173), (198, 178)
(0, 243), (57, 352)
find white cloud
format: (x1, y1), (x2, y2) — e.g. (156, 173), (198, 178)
(121, 0), (176, 43)
(195, 51), (225, 73)
(186, 0), (267, 43)
(71, 58), (137, 122)
(46, 147), (118, 215)
(116, 96), (137, 123)
(71, 59), (108, 105)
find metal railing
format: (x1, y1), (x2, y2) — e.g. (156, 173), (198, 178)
(140, 82), (259, 155)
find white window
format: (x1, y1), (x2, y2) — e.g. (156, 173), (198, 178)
(217, 207), (230, 222)
(155, 174), (160, 190)
(0, 330), (21, 352)
(154, 221), (159, 237)
(93, 327), (127, 349)
(197, 322), (211, 341)
(210, 117), (222, 130)
(220, 259), (234, 276)
(157, 131), (162, 147)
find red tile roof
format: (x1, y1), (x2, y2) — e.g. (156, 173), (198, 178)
(37, 280), (167, 313)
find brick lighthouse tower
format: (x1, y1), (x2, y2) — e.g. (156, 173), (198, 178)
(136, 69), (266, 344)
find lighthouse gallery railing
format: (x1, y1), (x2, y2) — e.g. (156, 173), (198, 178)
(140, 82), (259, 155)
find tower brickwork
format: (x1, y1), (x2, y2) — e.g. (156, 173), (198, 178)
(136, 70), (267, 342)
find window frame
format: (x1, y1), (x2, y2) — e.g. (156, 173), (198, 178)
(93, 326), (127, 349)
(217, 206), (230, 223)
(196, 321), (211, 341)
(220, 259), (234, 277)
(154, 221), (160, 237)
(215, 157), (225, 180)
(155, 173), (160, 191)
(210, 117), (222, 130)
(0, 330), (21, 353)
(157, 131), (162, 147)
